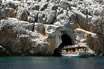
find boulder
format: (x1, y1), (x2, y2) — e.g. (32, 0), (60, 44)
(46, 10), (56, 24)
(17, 8), (30, 21)
(38, 12), (47, 23)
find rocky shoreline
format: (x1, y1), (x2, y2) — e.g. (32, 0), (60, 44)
(0, 0), (104, 56)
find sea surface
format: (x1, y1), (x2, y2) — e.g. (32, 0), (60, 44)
(0, 56), (104, 69)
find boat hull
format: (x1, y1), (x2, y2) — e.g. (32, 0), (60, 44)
(61, 52), (94, 57)
(61, 54), (80, 57)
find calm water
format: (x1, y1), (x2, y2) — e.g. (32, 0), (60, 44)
(0, 56), (104, 69)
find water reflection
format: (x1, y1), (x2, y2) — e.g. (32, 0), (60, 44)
(0, 56), (104, 69)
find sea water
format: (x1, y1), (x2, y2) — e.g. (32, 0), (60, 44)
(0, 56), (104, 69)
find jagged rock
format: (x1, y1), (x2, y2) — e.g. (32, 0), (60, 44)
(38, 12), (47, 23)
(46, 10), (56, 24)
(31, 4), (40, 10)
(17, 8), (30, 21)
(56, 10), (69, 22)
(51, 4), (58, 10)
(0, 0), (104, 56)
(40, 2), (48, 11)
(28, 11), (38, 23)
(6, 1), (18, 9)
(0, 8), (8, 19)
(6, 8), (16, 17)
(35, 23), (46, 36)
(28, 16), (35, 23)
(59, 1), (72, 10)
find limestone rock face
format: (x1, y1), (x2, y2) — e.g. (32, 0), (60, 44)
(0, 0), (104, 56)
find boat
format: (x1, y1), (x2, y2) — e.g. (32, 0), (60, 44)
(61, 45), (94, 57)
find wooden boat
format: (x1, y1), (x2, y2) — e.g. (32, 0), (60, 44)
(61, 45), (94, 57)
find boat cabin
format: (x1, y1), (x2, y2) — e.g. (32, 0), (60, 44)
(61, 45), (88, 55)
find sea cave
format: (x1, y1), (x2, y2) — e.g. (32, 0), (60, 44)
(54, 34), (74, 56)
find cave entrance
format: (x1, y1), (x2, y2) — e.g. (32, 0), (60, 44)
(54, 34), (74, 56)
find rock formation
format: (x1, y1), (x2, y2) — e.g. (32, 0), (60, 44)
(0, 0), (104, 56)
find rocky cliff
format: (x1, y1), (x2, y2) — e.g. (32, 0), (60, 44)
(0, 0), (104, 56)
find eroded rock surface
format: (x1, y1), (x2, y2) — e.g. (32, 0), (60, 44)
(0, 0), (104, 56)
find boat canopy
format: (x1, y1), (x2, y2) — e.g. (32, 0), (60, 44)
(63, 45), (87, 49)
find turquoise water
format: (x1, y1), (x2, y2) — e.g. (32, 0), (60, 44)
(0, 56), (104, 69)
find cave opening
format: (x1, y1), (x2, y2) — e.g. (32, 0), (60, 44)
(53, 34), (74, 56)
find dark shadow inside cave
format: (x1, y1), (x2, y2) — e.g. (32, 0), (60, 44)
(53, 34), (74, 56)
